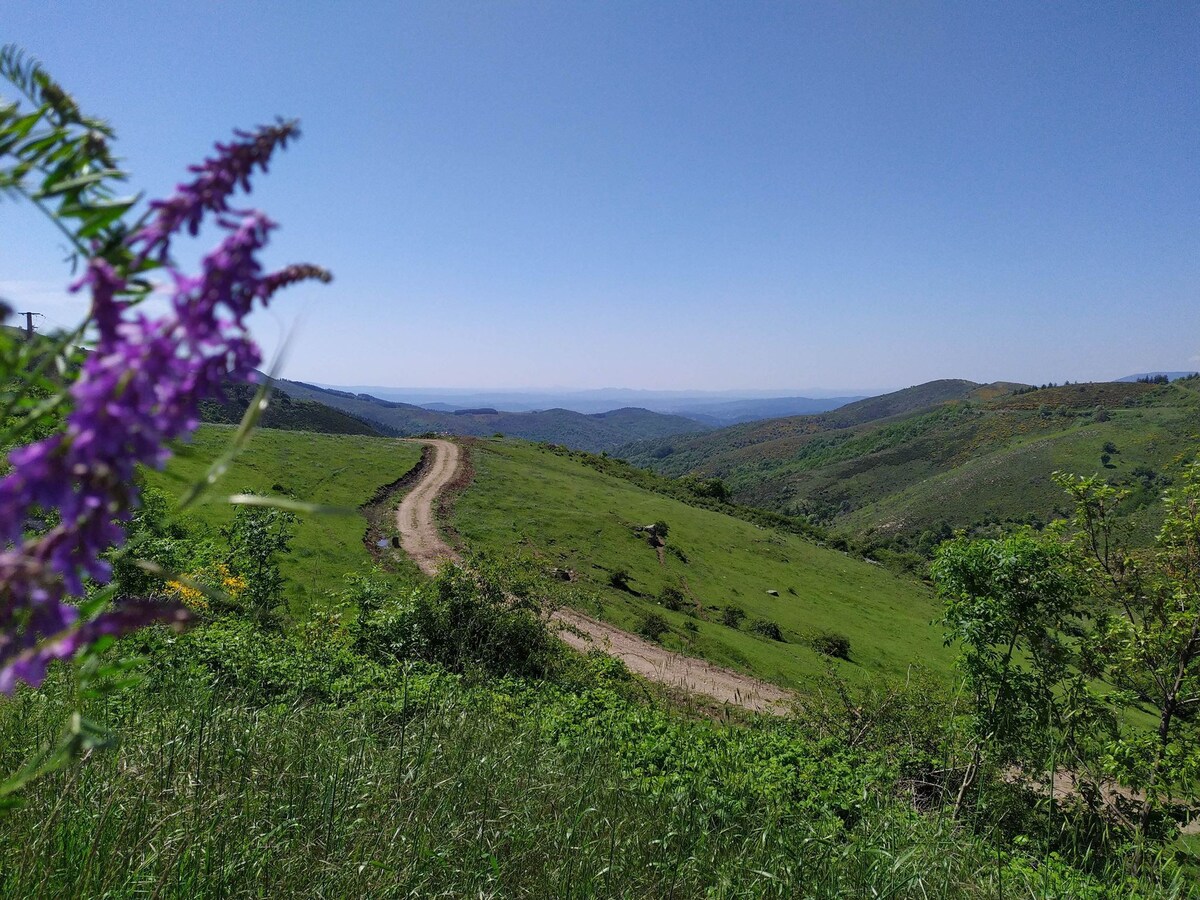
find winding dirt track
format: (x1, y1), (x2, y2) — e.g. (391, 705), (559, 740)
(395, 439), (793, 714)
(396, 439), (463, 574)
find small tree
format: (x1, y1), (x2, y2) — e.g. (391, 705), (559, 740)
(932, 531), (1085, 818)
(221, 499), (297, 626)
(1057, 467), (1200, 848)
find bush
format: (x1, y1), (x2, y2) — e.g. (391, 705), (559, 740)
(356, 561), (559, 679)
(721, 606), (746, 629)
(812, 631), (851, 660)
(751, 618), (784, 641)
(658, 585), (686, 611)
(639, 613), (669, 642)
(652, 520), (669, 539)
(679, 475), (730, 501)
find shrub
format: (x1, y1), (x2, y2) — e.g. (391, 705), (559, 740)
(658, 585), (686, 611)
(751, 618), (784, 641)
(652, 520), (670, 539)
(721, 606), (746, 629)
(639, 613), (669, 642)
(679, 475), (731, 501)
(219, 499), (296, 626)
(356, 561), (558, 679)
(812, 631), (851, 660)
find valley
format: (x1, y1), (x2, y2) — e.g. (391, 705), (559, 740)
(5, 14), (1197, 895)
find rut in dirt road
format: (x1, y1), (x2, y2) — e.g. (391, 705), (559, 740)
(394, 438), (794, 714)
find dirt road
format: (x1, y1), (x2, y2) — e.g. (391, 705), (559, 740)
(396, 439), (463, 575)
(395, 439), (793, 714)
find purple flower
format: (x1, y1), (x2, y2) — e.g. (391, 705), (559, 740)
(135, 120), (299, 254)
(0, 123), (330, 692)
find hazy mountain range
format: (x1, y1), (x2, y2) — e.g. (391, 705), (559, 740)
(312, 384), (866, 424)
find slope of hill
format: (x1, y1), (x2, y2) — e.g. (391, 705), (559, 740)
(199, 382), (383, 435)
(623, 379), (1200, 554)
(271, 378), (709, 452)
(620, 379), (1025, 475)
(144, 426), (422, 613)
(454, 439), (952, 689)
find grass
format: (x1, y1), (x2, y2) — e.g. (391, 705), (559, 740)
(142, 425), (423, 614)
(1, 628), (1181, 900)
(455, 439), (954, 689)
(839, 404), (1197, 542)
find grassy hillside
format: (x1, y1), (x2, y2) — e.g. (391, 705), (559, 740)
(455, 439), (952, 688)
(199, 382), (382, 435)
(143, 426), (422, 613)
(621, 379), (1026, 472)
(625, 379), (1200, 553)
(272, 378), (708, 451)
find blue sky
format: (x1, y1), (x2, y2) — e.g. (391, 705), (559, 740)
(3, 2), (1197, 391)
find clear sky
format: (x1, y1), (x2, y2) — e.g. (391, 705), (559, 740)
(3, 2), (1197, 392)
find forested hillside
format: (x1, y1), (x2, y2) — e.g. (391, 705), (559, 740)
(625, 379), (1200, 558)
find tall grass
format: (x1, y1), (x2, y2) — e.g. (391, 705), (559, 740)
(1, 661), (1187, 899)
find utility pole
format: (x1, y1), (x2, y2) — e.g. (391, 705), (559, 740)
(17, 311), (43, 340)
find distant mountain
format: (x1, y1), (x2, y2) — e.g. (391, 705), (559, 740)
(1117, 372), (1199, 383)
(199, 382), (382, 436)
(668, 395), (862, 427)
(269, 379), (709, 452)
(313, 383), (873, 421)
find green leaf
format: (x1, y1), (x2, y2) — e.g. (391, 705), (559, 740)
(75, 197), (135, 237)
(34, 166), (122, 198)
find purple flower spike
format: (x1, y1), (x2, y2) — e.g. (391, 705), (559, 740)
(0, 123), (329, 692)
(135, 120), (299, 255)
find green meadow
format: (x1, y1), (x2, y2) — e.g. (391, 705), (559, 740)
(455, 439), (953, 688)
(143, 425), (423, 613)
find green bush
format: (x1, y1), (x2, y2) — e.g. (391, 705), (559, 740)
(639, 613), (669, 642)
(721, 605), (746, 629)
(812, 631), (851, 660)
(658, 585), (686, 611)
(751, 618), (784, 641)
(356, 560), (559, 679)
